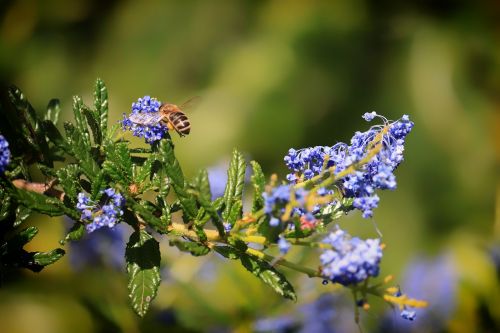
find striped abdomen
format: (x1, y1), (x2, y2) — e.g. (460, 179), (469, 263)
(166, 111), (191, 136)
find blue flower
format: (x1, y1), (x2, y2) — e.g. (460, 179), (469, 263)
(76, 189), (125, 233)
(320, 227), (383, 285)
(0, 135), (11, 173)
(121, 95), (168, 143)
(400, 310), (416, 321)
(278, 237), (291, 254)
(284, 114), (414, 218)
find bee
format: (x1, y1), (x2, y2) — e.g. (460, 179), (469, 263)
(128, 97), (199, 137)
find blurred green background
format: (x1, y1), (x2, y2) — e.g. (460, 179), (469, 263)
(1, 1), (499, 332)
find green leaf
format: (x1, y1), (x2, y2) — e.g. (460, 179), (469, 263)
(222, 149), (246, 222)
(7, 226), (38, 250)
(192, 168), (211, 202)
(56, 164), (80, 201)
(227, 199), (242, 226)
(33, 248), (65, 266)
(196, 196), (225, 237)
(82, 106), (102, 145)
(13, 189), (67, 216)
(72, 96), (91, 149)
(14, 206), (31, 227)
(103, 142), (133, 184)
(133, 154), (155, 185)
(131, 201), (168, 234)
(159, 140), (197, 220)
(240, 253), (296, 301)
(214, 246), (240, 260)
(64, 122), (99, 178)
(250, 161), (265, 213)
(45, 99), (61, 125)
(0, 195), (13, 221)
(90, 170), (106, 200)
(94, 78), (108, 140)
(8, 86), (52, 166)
(62, 222), (85, 244)
(126, 230), (161, 317)
(169, 240), (210, 256)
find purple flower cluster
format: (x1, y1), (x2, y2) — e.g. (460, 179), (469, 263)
(122, 95), (168, 143)
(76, 188), (125, 233)
(284, 113), (414, 218)
(320, 227), (383, 285)
(263, 184), (309, 226)
(0, 134), (11, 173)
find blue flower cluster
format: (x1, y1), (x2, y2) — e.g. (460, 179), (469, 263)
(320, 227), (383, 285)
(122, 95), (169, 143)
(76, 188), (125, 233)
(0, 134), (11, 173)
(263, 184), (309, 226)
(284, 113), (414, 218)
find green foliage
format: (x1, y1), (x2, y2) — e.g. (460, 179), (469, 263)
(222, 149), (246, 224)
(126, 230), (161, 317)
(250, 161), (265, 214)
(94, 78), (109, 140)
(170, 239), (210, 256)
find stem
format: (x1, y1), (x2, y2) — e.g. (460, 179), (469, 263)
(246, 247), (320, 277)
(12, 179), (65, 201)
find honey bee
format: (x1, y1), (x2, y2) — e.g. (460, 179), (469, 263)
(128, 97), (199, 137)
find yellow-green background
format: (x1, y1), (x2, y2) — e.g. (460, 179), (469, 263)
(0, 1), (499, 332)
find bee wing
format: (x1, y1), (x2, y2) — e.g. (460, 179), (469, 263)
(128, 112), (164, 126)
(179, 96), (201, 111)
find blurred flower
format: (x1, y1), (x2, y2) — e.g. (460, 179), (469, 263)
(253, 294), (341, 333)
(278, 236), (291, 254)
(320, 226), (383, 285)
(76, 188), (125, 233)
(207, 161), (229, 200)
(0, 134), (11, 173)
(379, 253), (457, 332)
(121, 95), (168, 143)
(66, 218), (128, 271)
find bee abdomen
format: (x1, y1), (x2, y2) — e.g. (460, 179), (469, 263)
(168, 112), (191, 136)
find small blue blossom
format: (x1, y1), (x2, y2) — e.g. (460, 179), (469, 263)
(121, 95), (168, 143)
(362, 111), (377, 121)
(400, 310), (416, 321)
(0, 134), (11, 173)
(269, 217), (280, 227)
(278, 237), (291, 254)
(76, 188), (125, 233)
(223, 222), (232, 233)
(320, 227), (383, 285)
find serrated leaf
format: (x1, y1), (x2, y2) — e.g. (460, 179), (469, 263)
(240, 253), (296, 301)
(103, 142), (133, 184)
(56, 164), (80, 201)
(196, 196), (225, 237)
(13, 189), (68, 216)
(82, 106), (102, 145)
(227, 199), (242, 226)
(131, 201), (168, 234)
(222, 149), (246, 222)
(7, 226), (38, 250)
(214, 246), (240, 260)
(62, 222), (85, 244)
(8, 86), (52, 166)
(192, 169), (211, 202)
(90, 170), (105, 200)
(64, 121), (99, 178)
(170, 240), (210, 256)
(250, 161), (265, 213)
(0, 195), (12, 221)
(45, 99), (60, 125)
(159, 140), (197, 220)
(133, 154), (155, 185)
(33, 248), (65, 266)
(72, 96), (91, 149)
(94, 78), (108, 139)
(14, 206), (31, 227)
(126, 230), (161, 317)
